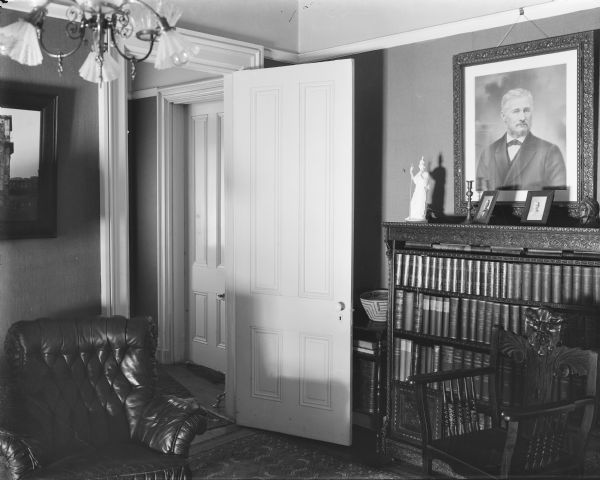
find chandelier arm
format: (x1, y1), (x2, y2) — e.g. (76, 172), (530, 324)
(110, 27), (156, 64)
(36, 24), (86, 60)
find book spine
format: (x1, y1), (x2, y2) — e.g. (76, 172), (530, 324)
(441, 297), (450, 337)
(451, 257), (459, 293)
(449, 297), (459, 339)
(460, 297), (470, 340)
(510, 304), (521, 335)
(436, 256), (444, 291)
(394, 289), (404, 330)
(500, 303), (511, 331)
(513, 263), (523, 300)
(466, 259), (474, 295)
(594, 267), (600, 305)
(395, 253), (404, 286)
(476, 299), (487, 343)
(414, 292), (424, 333)
(582, 266), (593, 303)
(551, 264), (562, 304)
(562, 264), (573, 304)
(459, 258), (468, 294)
(541, 264), (552, 303)
(468, 298), (478, 342)
(506, 262), (514, 299)
(531, 263), (542, 302)
(481, 260), (490, 297)
(423, 255), (432, 290)
(402, 253), (412, 287)
(422, 294), (431, 334)
(572, 265), (582, 304)
(434, 296), (444, 337)
(473, 260), (482, 296)
(491, 302), (501, 344)
(521, 263), (532, 301)
(444, 257), (452, 292)
(495, 261), (503, 298)
(402, 291), (415, 331)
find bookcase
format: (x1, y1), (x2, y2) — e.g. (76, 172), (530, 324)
(382, 221), (600, 456)
(352, 320), (385, 452)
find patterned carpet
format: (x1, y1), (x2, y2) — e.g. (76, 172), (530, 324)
(188, 430), (425, 479)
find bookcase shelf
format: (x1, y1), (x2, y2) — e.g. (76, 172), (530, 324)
(381, 221), (600, 455)
(393, 329), (490, 354)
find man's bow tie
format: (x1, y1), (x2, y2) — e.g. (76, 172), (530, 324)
(507, 139), (522, 147)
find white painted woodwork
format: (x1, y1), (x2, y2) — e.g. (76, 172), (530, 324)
(231, 59), (354, 445)
(156, 80), (225, 365)
(98, 56), (130, 317)
(187, 100), (227, 373)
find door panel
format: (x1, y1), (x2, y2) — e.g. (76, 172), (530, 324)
(232, 59), (354, 445)
(187, 100), (226, 373)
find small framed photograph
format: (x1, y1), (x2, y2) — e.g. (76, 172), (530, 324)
(521, 191), (554, 225)
(473, 190), (498, 224)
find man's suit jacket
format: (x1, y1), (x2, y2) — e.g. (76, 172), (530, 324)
(476, 133), (566, 191)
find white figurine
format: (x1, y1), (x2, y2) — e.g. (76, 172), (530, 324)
(406, 157), (430, 222)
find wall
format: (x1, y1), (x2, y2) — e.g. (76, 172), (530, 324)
(382, 8), (600, 226)
(129, 97), (158, 322)
(0, 11), (101, 424)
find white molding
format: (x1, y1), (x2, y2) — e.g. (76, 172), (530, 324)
(129, 87), (158, 100)
(159, 78), (225, 104)
(156, 79), (225, 364)
(223, 74), (236, 420)
(263, 47), (300, 64)
(98, 58), (130, 318)
(125, 28), (263, 74)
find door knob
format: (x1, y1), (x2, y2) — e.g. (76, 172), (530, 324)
(336, 301), (345, 312)
(217, 293), (225, 301)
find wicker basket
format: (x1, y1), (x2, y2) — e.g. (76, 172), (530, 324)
(359, 290), (388, 322)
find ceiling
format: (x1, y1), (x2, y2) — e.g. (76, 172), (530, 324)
(167, 0), (596, 58)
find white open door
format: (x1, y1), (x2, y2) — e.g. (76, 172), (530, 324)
(230, 59), (354, 445)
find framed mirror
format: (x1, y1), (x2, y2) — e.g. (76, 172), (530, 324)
(0, 85), (57, 239)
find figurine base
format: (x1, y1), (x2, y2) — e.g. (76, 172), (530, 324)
(405, 217), (428, 223)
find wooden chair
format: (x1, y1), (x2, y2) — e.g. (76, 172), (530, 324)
(410, 307), (598, 479)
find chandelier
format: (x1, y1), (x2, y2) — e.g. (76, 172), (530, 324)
(0, 0), (198, 83)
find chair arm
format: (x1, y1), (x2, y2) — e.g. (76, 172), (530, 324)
(133, 395), (208, 456)
(501, 397), (595, 422)
(409, 366), (495, 385)
(0, 428), (40, 480)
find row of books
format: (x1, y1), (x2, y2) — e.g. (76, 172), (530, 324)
(395, 290), (600, 349)
(393, 338), (583, 408)
(396, 290), (531, 345)
(353, 356), (378, 414)
(394, 252), (600, 305)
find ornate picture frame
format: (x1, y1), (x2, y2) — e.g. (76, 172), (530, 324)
(0, 85), (57, 239)
(453, 31), (597, 219)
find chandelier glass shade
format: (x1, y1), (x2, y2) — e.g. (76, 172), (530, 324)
(0, 0), (199, 83)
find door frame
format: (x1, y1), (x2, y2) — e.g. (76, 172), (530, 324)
(155, 79), (225, 365)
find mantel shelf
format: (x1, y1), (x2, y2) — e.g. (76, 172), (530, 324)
(384, 222), (600, 254)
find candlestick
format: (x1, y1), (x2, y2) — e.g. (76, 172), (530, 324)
(464, 180), (474, 224)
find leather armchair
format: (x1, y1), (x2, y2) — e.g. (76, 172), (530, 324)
(0, 315), (207, 480)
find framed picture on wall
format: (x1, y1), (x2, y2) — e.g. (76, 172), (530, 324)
(521, 190), (554, 225)
(0, 84), (57, 239)
(453, 31), (596, 219)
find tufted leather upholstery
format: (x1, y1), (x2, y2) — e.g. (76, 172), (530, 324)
(0, 316), (207, 480)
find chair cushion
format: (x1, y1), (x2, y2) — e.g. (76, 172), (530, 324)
(20, 442), (190, 480)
